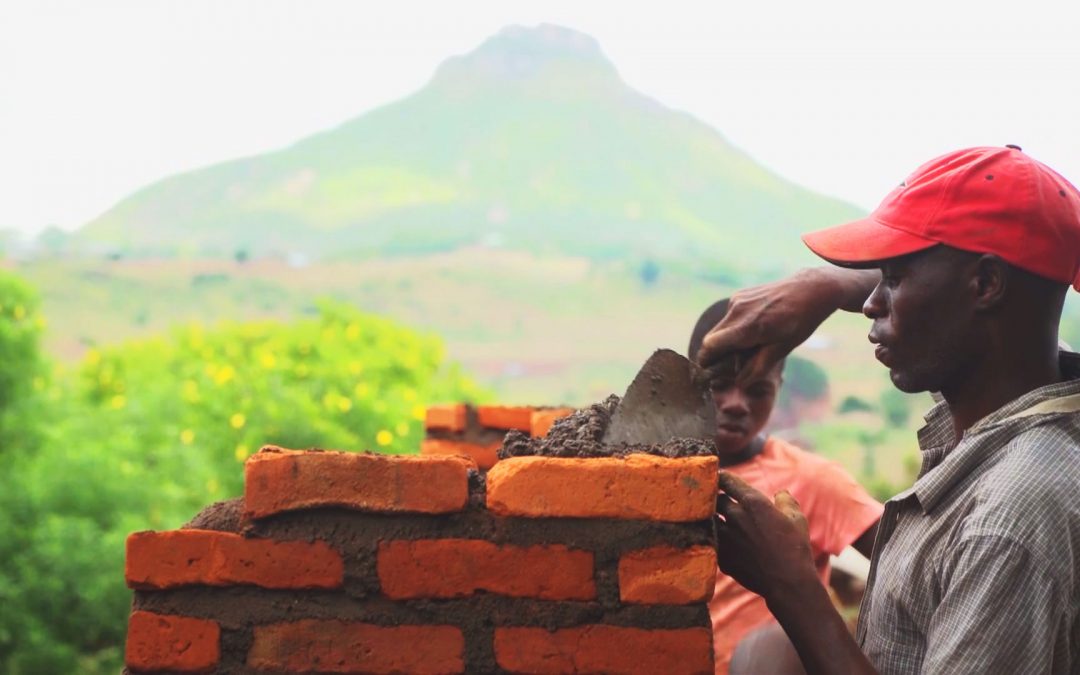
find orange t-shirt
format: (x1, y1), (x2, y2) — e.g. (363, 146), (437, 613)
(710, 436), (883, 674)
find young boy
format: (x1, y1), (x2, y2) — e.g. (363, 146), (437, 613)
(689, 298), (882, 675)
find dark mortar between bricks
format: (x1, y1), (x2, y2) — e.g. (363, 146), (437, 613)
(134, 395), (718, 674)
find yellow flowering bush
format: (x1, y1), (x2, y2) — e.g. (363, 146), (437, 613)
(0, 271), (44, 451)
(0, 296), (486, 673)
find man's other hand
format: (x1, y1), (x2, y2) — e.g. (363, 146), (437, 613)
(714, 471), (817, 598)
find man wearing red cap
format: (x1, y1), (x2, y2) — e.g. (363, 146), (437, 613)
(698, 145), (1080, 674)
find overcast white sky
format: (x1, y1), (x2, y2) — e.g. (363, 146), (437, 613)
(2, 0), (1079, 237)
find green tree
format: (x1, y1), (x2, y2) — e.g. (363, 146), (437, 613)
(781, 355), (829, 400)
(0, 271), (51, 672)
(838, 395), (875, 414)
(0, 298), (487, 673)
(880, 386), (912, 428)
(0, 270), (45, 450)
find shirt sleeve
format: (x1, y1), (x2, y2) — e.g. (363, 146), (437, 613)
(922, 534), (1066, 674)
(800, 458), (884, 557)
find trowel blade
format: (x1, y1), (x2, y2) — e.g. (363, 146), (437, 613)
(602, 348), (717, 445)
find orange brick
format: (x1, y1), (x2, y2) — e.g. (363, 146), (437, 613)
(477, 405), (534, 431)
(125, 529), (343, 590)
(378, 539), (595, 600)
(421, 438), (501, 469)
(425, 404), (467, 433)
(530, 407), (575, 437)
(486, 454), (718, 522)
(126, 611), (220, 672)
(244, 446), (473, 519)
(248, 620), (464, 674)
(619, 545), (717, 604)
(494, 625), (712, 674)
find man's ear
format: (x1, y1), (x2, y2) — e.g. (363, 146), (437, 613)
(973, 254), (1009, 310)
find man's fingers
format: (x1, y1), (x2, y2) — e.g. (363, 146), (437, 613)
(716, 491), (735, 516)
(697, 342), (790, 388)
(696, 349), (756, 388)
(696, 323), (758, 369)
(733, 346), (786, 386)
(718, 471), (768, 505)
(774, 490), (810, 537)
(773, 490), (802, 513)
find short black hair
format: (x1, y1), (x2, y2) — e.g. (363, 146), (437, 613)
(687, 298), (731, 361)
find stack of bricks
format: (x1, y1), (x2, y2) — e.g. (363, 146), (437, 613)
(421, 403), (575, 469)
(124, 421), (720, 673)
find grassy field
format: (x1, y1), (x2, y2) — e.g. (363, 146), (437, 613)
(18, 250), (736, 404)
(22, 248), (1065, 491)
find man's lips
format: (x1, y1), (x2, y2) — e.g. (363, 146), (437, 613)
(869, 331), (890, 365)
(716, 422), (747, 434)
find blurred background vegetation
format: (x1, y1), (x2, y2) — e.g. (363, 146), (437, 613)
(2, 23), (1077, 673)
(0, 272), (484, 671)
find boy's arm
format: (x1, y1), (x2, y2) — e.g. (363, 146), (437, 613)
(716, 472), (878, 675)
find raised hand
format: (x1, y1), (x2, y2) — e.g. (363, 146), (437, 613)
(696, 267), (879, 384)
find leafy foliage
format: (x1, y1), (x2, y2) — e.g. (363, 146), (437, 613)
(838, 395), (875, 414)
(863, 453), (921, 503)
(0, 292), (486, 673)
(880, 387), (912, 428)
(0, 270), (45, 451)
(781, 355), (829, 400)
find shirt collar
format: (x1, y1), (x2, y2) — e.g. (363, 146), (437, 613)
(903, 350), (1080, 513)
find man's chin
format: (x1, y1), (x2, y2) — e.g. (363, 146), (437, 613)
(889, 369), (932, 394)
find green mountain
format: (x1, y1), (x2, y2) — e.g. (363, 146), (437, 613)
(80, 24), (863, 274)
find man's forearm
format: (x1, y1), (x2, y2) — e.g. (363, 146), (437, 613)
(802, 266), (880, 313)
(696, 266), (881, 376)
(765, 571), (877, 675)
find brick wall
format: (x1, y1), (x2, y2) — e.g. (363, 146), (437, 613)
(421, 404), (575, 468)
(124, 406), (718, 674)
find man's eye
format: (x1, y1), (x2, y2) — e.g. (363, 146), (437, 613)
(882, 271), (902, 287)
(747, 386), (773, 397)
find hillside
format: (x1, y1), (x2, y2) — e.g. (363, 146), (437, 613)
(79, 25), (862, 277)
(12, 250), (934, 488)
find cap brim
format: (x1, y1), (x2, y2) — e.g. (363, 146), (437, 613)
(801, 217), (939, 268)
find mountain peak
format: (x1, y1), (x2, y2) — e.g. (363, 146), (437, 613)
(480, 24), (607, 62)
(431, 23), (620, 88)
(81, 24), (863, 269)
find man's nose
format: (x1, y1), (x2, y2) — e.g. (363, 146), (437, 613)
(863, 281), (887, 319)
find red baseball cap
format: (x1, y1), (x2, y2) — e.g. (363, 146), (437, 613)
(802, 146), (1080, 291)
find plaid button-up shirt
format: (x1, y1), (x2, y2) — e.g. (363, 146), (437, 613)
(857, 352), (1080, 674)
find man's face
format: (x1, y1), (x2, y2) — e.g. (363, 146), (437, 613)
(709, 364), (782, 457)
(863, 246), (978, 394)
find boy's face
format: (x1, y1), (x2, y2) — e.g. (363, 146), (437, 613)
(709, 363), (783, 457)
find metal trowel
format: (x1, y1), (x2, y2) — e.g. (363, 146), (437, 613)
(602, 348), (717, 445)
